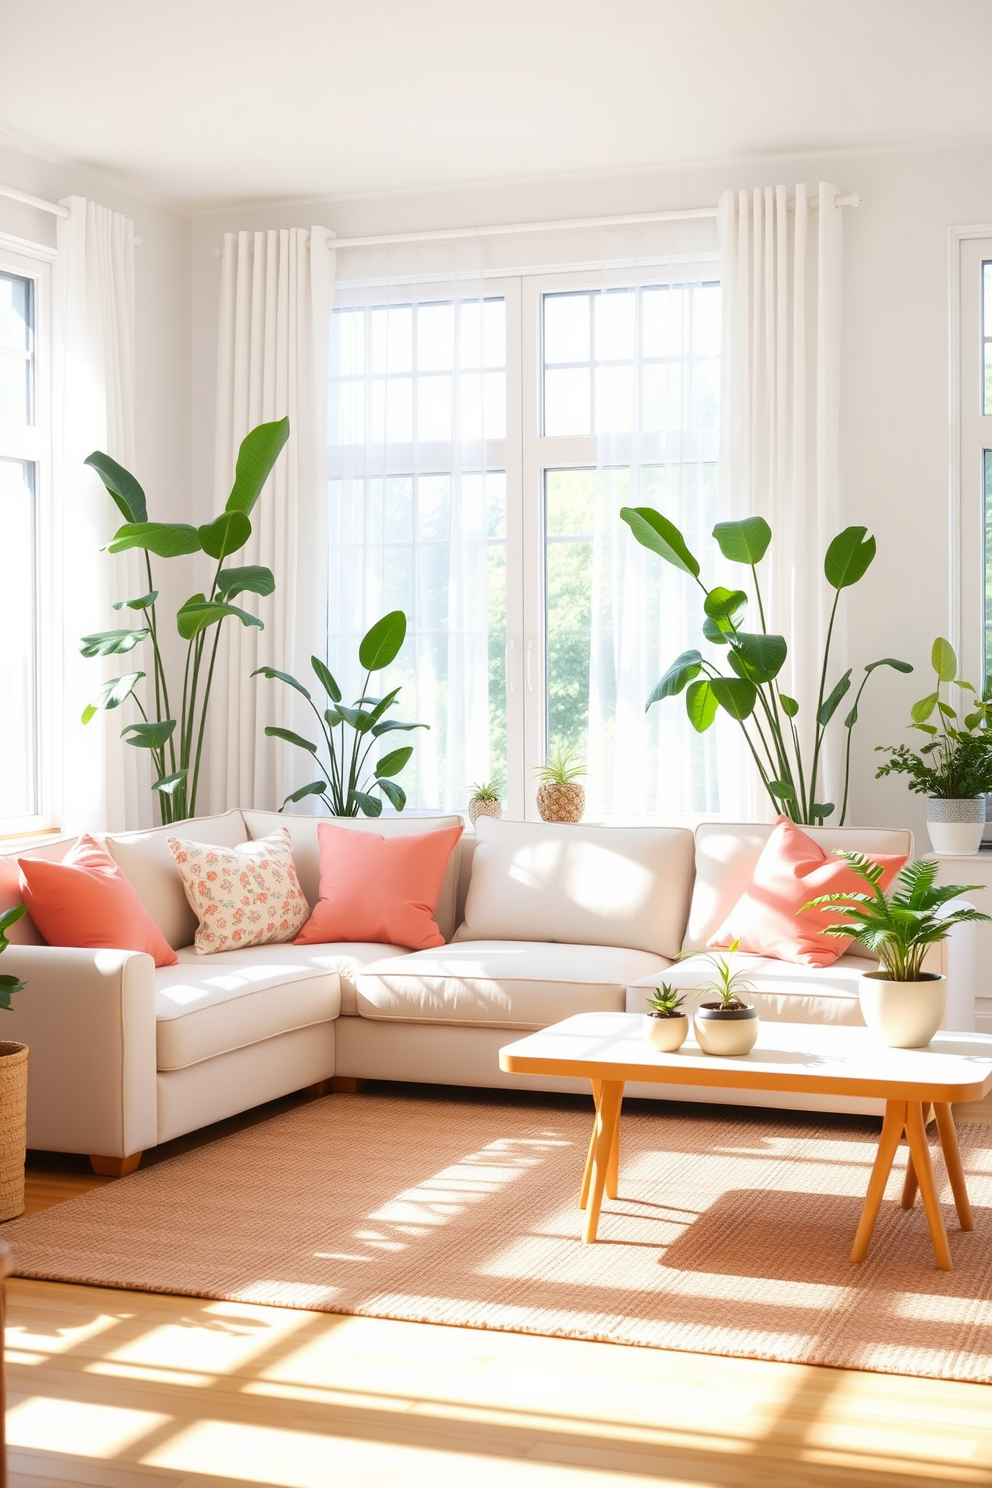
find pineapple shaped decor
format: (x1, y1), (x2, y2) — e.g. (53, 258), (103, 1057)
(468, 781), (502, 825)
(535, 747), (586, 823)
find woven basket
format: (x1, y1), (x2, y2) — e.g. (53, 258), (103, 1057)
(468, 798), (502, 825)
(0, 1043), (28, 1221)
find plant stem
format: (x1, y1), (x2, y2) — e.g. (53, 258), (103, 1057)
(808, 588), (841, 810)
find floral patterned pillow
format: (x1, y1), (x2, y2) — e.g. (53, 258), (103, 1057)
(167, 826), (311, 954)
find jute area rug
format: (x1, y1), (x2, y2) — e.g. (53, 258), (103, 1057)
(6, 1089), (992, 1383)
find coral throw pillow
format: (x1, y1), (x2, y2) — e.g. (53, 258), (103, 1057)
(168, 826), (310, 954)
(18, 834), (178, 967)
(296, 822), (464, 951)
(709, 816), (908, 968)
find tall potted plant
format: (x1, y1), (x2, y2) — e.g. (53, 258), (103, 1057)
(0, 905), (28, 1221)
(876, 638), (992, 856)
(804, 854), (989, 1047)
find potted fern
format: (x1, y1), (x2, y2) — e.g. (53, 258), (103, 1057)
(535, 746), (586, 822)
(643, 983), (689, 1052)
(804, 854), (990, 1047)
(691, 941), (760, 1056)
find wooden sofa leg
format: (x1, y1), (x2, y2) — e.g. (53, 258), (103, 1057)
(329, 1076), (365, 1094)
(300, 1079), (331, 1099)
(90, 1153), (142, 1178)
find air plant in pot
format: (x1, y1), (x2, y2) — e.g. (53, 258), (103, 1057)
(691, 940), (760, 1056)
(468, 781), (502, 825)
(643, 983), (689, 1053)
(803, 854), (989, 1047)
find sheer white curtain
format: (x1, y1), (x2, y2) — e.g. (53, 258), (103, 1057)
(207, 227), (334, 814)
(326, 241), (502, 812)
(718, 183), (844, 817)
(56, 195), (140, 833)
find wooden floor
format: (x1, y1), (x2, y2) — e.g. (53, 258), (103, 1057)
(5, 1090), (992, 1488)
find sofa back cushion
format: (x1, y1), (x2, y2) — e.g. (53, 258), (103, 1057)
(452, 817), (695, 957)
(104, 811), (248, 949)
(0, 836), (80, 943)
(241, 811), (465, 942)
(683, 820), (915, 955)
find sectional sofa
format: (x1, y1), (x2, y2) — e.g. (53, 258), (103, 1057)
(0, 810), (976, 1173)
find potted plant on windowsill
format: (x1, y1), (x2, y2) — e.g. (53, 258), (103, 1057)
(643, 984), (689, 1052)
(468, 781), (502, 825)
(804, 854), (990, 1047)
(876, 638), (992, 856)
(691, 941), (760, 1057)
(535, 746), (586, 822)
(0, 905), (29, 1221)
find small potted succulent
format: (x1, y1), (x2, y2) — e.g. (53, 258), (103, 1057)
(643, 983), (689, 1052)
(535, 746), (586, 822)
(468, 780), (502, 825)
(876, 638), (992, 855)
(0, 905), (29, 1221)
(692, 941), (760, 1056)
(804, 853), (989, 1047)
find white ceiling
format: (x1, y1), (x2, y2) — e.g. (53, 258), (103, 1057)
(3, 0), (992, 214)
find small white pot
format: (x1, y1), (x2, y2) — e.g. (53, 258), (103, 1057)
(859, 971), (946, 1048)
(693, 1003), (759, 1057)
(926, 797), (985, 856)
(643, 1012), (689, 1053)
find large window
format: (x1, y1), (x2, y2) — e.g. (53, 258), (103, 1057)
(326, 261), (721, 819)
(0, 253), (52, 837)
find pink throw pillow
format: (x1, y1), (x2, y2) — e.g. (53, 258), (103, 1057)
(708, 816), (907, 968)
(295, 822), (463, 951)
(19, 833), (178, 968)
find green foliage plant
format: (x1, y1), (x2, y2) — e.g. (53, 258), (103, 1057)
(254, 610), (427, 817)
(692, 940), (755, 1010)
(619, 508), (913, 825)
(0, 905), (27, 1009)
(80, 419), (290, 823)
(469, 781), (502, 803)
(645, 983), (687, 1019)
(875, 638), (992, 798)
(803, 853), (990, 981)
(534, 745), (586, 785)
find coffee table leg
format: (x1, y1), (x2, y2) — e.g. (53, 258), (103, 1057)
(905, 1100), (953, 1271)
(901, 1104), (930, 1209)
(579, 1079), (603, 1210)
(934, 1102), (974, 1231)
(851, 1099), (907, 1264)
(583, 1080), (623, 1244)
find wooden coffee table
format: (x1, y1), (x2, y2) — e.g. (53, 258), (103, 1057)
(499, 1012), (992, 1269)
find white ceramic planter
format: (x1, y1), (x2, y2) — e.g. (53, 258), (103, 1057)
(693, 1003), (759, 1057)
(643, 1012), (689, 1053)
(859, 971), (946, 1048)
(926, 797), (985, 856)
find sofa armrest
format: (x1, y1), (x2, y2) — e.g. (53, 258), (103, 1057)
(922, 898), (977, 1032)
(0, 946), (158, 1158)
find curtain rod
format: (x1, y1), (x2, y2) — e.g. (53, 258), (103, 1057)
(0, 184), (70, 219)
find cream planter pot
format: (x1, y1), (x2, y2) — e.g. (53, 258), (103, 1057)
(859, 971), (946, 1048)
(694, 1004), (759, 1057)
(926, 797), (985, 856)
(644, 1012), (689, 1053)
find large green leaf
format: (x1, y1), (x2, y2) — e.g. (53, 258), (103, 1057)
(685, 678), (718, 733)
(911, 691), (939, 724)
(817, 668), (853, 726)
(702, 615), (729, 646)
(710, 676), (758, 720)
(647, 649), (703, 706)
(932, 637), (957, 683)
(377, 779), (407, 811)
(216, 565), (274, 599)
(733, 632), (787, 683)
(82, 670), (145, 722)
(84, 451), (147, 523)
(703, 587), (747, 634)
(353, 791), (384, 817)
(198, 510), (252, 561)
(374, 745), (414, 777)
(264, 725), (319, 753)
(113, 591), (158, 611)
(0, 974), (25, 1007)
(712, 517), (772, 565)
(225, 417), (291, 516)
(152, 769), (188, 796)
(371, 719), (429, 738)
(252, 665), (312, 702)
(177, 596), (264, 640)
(769, 779), (796, 803)
(282, 781), (328, 805)
(867, 657), (913, 677)
(779, 693), (800, 718)
(336, 704), (375, 732)
(106, 522), (201, 557)
(80, 628), (149, 658)
(359, 611), (407, 671)
(121, 719), (176, 749)
(619, 507), (699, 578)
(311, 657), (342, 702)
(824, 526), (876, 590)
(0, 904), (27, 949)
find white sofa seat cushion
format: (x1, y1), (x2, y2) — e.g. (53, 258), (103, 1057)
(453, 817), (695, 958)
(174, 940), (408, 1016)
(626, 950), (878, 1027)
(155, 958), (340, 1071)
(357, 940), (671, 1029)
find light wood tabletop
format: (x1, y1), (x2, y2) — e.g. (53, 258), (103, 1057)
(500, 1013), (992, 1269)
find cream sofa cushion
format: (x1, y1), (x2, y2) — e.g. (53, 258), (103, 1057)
(683, 822), (914, 955)
(156, 956), (340, 1071)
(453, 818), (695, 958)
(175, 940), (408, 1016)
(105, 811), (248, 950)
(241, 811), (464, 942)
(357, 940), (671, 1029)
(626, 950), (877, 1027)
